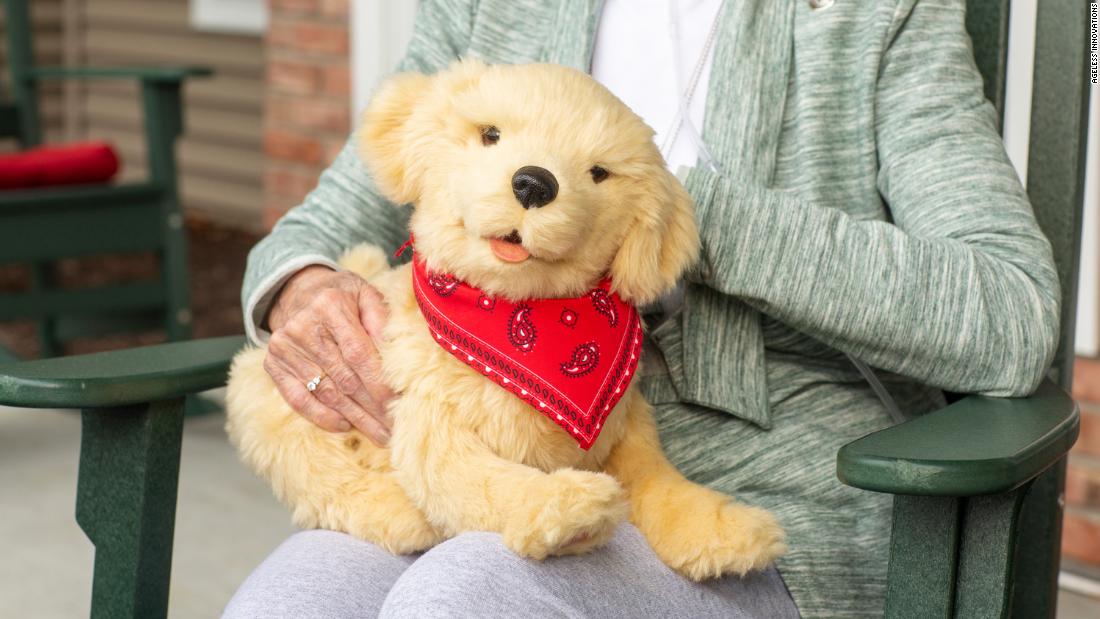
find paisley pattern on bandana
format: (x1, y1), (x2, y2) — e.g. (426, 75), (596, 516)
(560, 342), (600, 378)
(427, 272), (459, 296)
(589, 289), (618, 327)
(507, 305), (537, 353)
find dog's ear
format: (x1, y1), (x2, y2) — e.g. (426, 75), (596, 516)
(610, 171), (700, 305)
(358, 71), (433, 205)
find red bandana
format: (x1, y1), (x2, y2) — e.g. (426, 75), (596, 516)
(410, 254), (643, 449)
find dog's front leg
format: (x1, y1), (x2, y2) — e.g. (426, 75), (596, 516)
(604, 395), (787, 580)
(226, 348), (445, 554)
(388, 395), (629, 559)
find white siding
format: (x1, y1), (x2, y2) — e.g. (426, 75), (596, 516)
(78, 0), (265, 230)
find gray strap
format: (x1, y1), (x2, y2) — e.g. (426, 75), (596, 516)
(847, 354), (905, 424)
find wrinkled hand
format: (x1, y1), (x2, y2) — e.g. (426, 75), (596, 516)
(264, 265), (394, 445)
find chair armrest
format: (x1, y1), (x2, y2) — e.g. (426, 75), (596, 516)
(836, 380), (1078, 496)
(0, 335), (246, 409)
(28, 66), (213, 83)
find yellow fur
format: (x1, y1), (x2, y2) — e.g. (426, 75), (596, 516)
(226, 61), (785, 579)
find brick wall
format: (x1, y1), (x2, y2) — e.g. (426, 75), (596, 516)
(263, 0), (351, 229)
(1067, 357), (1100, 569)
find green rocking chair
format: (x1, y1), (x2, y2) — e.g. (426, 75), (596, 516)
(0, 0), (210, 360)
(0, 0), (1091, 617)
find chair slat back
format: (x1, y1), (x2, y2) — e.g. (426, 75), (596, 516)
(965, 0), (1092, 391)
(1024, 0), (1092, 391)
(1, 0), (41, 145)
(964, 0), (1010, 130)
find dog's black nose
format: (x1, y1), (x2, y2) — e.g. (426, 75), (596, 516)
(512, 166), (558, 209)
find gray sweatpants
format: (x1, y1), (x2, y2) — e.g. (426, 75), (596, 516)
(223, 524), (800, 618)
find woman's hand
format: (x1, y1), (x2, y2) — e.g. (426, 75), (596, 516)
(264, 265), (394, 445)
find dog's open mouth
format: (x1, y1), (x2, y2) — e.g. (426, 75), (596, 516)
(488, 230), (531, 263)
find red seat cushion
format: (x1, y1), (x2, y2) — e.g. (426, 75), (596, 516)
(0, 141), (120, 190)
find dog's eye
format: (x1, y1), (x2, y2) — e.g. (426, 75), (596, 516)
(589, 166), (610, 184)
(480, 126), (500, 146)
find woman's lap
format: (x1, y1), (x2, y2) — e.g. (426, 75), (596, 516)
(223, 525), (800, 619)
(223, 529), (416, 618)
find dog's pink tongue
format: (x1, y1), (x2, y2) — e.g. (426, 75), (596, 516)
(489, 239), (531, 263)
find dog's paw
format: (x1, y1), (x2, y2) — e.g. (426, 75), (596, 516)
(503, 469), (629, 560)
(639, 484), (786, 581)
(338, 243), (391, 279)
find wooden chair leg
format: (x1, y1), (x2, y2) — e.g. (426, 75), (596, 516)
(885, 495), (962, 619)
(1008, 462), (1067, 619)
(954, 486), (1029, 618)
(75, 398), (185, 619)
(885, 480), (1054, 619)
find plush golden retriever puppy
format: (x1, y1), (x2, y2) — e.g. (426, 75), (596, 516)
(227, 60), (785, 580)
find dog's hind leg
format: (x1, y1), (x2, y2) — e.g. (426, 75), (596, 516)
(226, 347), (444, 554)
(604, 396), (787, 581)
(387, 395), (629, 560)
(293, 464), (447, 555)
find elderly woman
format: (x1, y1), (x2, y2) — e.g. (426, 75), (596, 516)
(224, 0), (1058, 617)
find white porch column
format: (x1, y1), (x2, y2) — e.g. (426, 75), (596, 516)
(1078, 87), (1099, 357)
(350, 0), (420, 121)
(1003, 0), (1098, 356)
